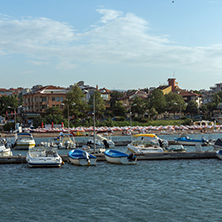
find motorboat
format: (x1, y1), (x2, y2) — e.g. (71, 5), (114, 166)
(53, 133), (76, 149)
(216, 150), (222, 160)
(26, 146), (63, 168)
(13, 132), (36, 150)
(174, 133), (209, 146)
(87, 134), (115, 149)
(104, 149), (137, 165)
(0, 138), (13, 156)
(212, 138), (222, 151)
(68, 149), (97, 166)
(127, 134), (167, 154)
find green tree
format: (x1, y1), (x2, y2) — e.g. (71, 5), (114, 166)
(149, 89), (166, 113)
(0, 95), (19, 116)
(45, 106), (63, 116)
(110, 91), (124, 107)
(63, 84), (89, 119)
(165, 92), (185, 113)
(213, 91), (222, 105)
(131, 97), (147, 116)
(112, 101), (127, 117)
(185, 100), (198, 117)
(88, 90), (106, 119)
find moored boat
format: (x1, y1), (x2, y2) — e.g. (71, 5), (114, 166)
(26, 146), (63, 167)
(68, 149), (97, 166)
(104, 149), (137, 165)
(0, 138), (13, 156)
(53, 132), (76, 149)
(127, 134), (166, 154)
(13, 132), (36, 150)
(87, 134), (115, 149)
(174, 134), (209, 146)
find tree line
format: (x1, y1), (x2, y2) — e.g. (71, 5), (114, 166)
(1, 85), (222, 129)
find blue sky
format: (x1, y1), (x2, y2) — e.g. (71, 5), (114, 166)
(0, 0), (222, 91)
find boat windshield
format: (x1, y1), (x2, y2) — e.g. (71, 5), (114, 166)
(134, 136), (159, 146)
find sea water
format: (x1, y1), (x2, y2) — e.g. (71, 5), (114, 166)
(1, 133), (222, 222)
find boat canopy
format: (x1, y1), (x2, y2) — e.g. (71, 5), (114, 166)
(133, 134), (157, 138)
(17, 132), (32, 136)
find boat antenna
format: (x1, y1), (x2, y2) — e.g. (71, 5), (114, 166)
(93, 92), (96, 153)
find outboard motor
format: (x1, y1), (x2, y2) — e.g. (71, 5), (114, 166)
(127, 153), (137, 161)
(103, 139), (109, 148)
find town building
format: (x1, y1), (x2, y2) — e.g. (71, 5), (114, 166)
(23, 85), (68, 117)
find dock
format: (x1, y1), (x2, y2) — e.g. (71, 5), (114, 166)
(0, 151), (217, 164)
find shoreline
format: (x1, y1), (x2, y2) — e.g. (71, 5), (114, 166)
(1, 128), (221, 138)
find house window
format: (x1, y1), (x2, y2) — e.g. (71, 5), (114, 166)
(56, 97), (59, 102)
(52, 97), (55, 101)
(60, 97), (63, 102)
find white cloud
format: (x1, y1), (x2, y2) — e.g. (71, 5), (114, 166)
(0, 8), (222, 75)
(96, 8), (123, 23)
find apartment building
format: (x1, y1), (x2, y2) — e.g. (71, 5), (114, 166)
(23, 85), (68, 115)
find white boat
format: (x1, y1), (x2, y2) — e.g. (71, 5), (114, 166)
(68, 149), (97, 166)
(0, 138), (13, 156)
(87, 134), (115, 149)
(26, 146), (63, 167)
(13, 132), (36, 150)
(216, 150), (222, 160)
(127, 134), (166, 154)
(53, 133), (76, 149)
(104, 149), (137, 165)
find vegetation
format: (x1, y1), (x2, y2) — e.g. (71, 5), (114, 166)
(2, 84), (222, 129)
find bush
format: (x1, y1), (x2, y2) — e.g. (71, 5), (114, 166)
(3, 122), (15, 131)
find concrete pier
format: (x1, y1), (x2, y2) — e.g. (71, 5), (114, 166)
(0, 151), (217, 164)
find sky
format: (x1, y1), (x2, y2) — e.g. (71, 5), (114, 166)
(0, 0), (222, 91)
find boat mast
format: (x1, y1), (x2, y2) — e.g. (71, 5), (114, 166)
(93, 92), (96, 153)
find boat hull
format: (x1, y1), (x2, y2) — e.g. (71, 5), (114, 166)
(14, 141), (36, 150)
(104, 155), (136, 165)
(174, 140), (203, 146)
(127, 144), (164, 154)
(0, 148), (13, 157)
(68, 149), (97, 166)
(216, 150), (222, 160)
(26, 154), (62, 168)
(68, 157), (97, 166)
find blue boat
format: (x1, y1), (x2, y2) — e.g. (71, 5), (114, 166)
(104, 149), (137, 165)
(68, 149), (97, 166)
(174, 134), (209, 146)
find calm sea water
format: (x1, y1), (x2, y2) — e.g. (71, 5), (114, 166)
(1, 133), (222, 222)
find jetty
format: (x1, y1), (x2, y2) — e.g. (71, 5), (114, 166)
(0, 151), (217, 164)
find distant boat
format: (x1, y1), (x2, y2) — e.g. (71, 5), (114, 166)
(104, 149), (137, 165)
(0, 138), (12, 156)
(127, 134), (166, 154)
(53, 132), (76, 149)
(174, 134), (209, 146)
(87, 134), (115, 149)
(13, 132), (36, 150)
(26, 146), (63, 168)
(68, 149), (97, 166)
